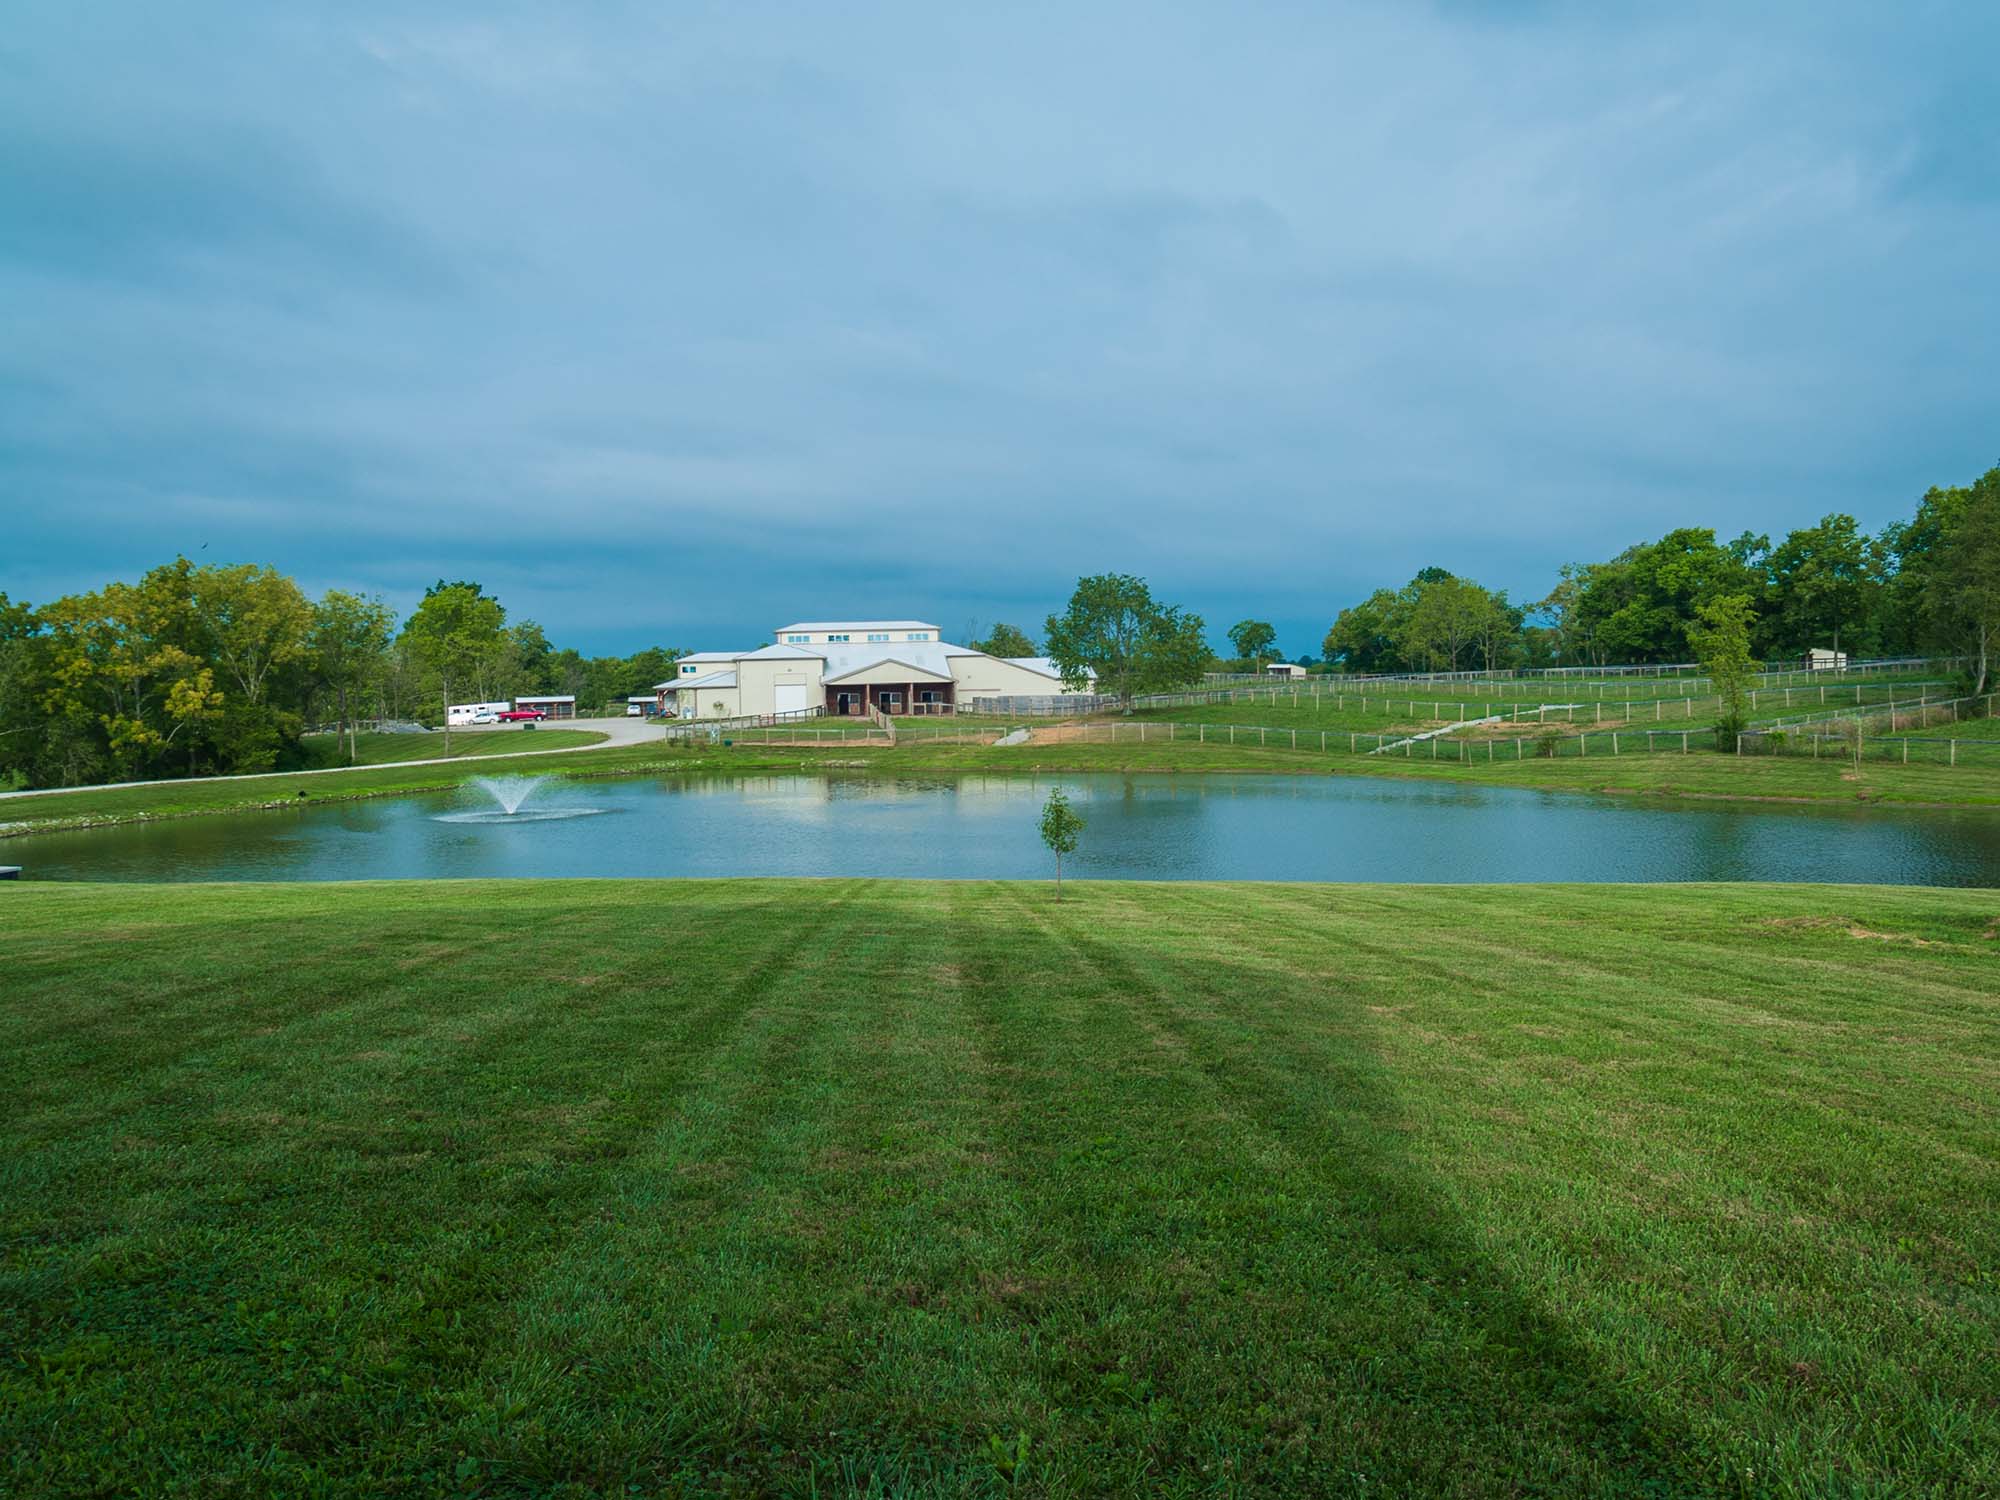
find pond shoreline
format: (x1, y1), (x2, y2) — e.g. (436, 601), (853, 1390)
(4, 738), (1998, 844)
(11, 768), (2000, 887)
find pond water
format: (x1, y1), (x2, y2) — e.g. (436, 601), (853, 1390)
(8, 772), (2000, 885)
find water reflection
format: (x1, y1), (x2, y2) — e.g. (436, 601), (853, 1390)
(8, 772), (2000, 886)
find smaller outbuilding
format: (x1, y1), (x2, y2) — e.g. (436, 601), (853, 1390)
(1802, 648), (1849, 672)
(1264, 662), (1308, 679)
(514, 695), (577, 719)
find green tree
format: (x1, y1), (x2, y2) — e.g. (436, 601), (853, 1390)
(310, 590), (396, 765)
(971, 623), (1038, 658)
(1037, 785), (1084, 900)
(1688, 593), (1760, 749)
(1226, 619), (1277, 671)
(36, 562), (215, 780)
(399, 581), (507, 752)
(1924, 469), (2000, 695)
(1322, 588), (1405, 674)
(1571, 529), (1762, 663)
(1397, 574), (1492, 673)
(1044, 575), (1209, 707)
(1533, 564), (1599, 667)
(190, 563), (313, 707)
(1762, 514), (1880, 657)
(506, 620), (556, 695)
(0, 593), (49, 787)
(1474, 590), (1524, 672)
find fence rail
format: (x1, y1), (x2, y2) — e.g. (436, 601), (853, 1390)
(950, 719), (1728, 759)
(697, 705), (1999, 765)
(658, 706), (830, 740)
(1736, 692), (1998, 765)
(973, 678), (1952, 722)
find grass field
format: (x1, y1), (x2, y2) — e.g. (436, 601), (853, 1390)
(1196, 669), (1945, 707)
(2, 879), (1995, 1495)
(300, 728), (608, 766)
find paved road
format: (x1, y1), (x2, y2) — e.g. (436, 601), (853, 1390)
(0, 717), (662, 803)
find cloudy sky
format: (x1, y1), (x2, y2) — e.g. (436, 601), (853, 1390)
(4, 2), (1995, 657)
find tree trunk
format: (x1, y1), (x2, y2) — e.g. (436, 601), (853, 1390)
(441, 677), (452, 754)
(339, 683), (353, 764)
(1055, 852), (1062, 902)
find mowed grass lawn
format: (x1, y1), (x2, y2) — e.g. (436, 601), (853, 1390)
(3, 881), (1997, 1496)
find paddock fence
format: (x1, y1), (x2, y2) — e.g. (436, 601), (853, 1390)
(1736, 692), (1999, 766)
(971, 678), (1952, 723)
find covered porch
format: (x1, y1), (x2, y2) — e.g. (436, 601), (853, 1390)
(825, 661), (956, 716)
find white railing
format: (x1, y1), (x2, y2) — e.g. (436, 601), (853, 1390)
(658, 706), (829, 739)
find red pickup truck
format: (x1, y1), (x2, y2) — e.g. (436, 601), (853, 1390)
(496, 708), (547, 722)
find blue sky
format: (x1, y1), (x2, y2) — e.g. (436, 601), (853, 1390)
(4, 2), (1995, 658)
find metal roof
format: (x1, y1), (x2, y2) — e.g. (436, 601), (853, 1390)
(661, 669), (738, 692)
(659, 641), (1070, 687)
(1001, 657), (1070, 681)
(823, 654), (955, 685)
(772, 620), (940, 634)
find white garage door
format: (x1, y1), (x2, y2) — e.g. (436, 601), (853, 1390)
(773, 682), (811, 715)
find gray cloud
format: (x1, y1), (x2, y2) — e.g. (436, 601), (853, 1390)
(4, 0), (1995, 658)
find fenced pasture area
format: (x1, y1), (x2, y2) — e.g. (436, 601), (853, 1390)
(965, 717), (1731, 760)
(1115, 681), (1950, 734)
(1200, 655), (1949, 689)
(1740, 692), (2000, 767)
(694, 688), (1999, 769)
(973, 662), (1956, 720)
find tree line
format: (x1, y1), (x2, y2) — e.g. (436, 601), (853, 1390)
(1321, 466), (2000, 691)
(6, 467), (1993, 787)
(0, 564), (686, 788)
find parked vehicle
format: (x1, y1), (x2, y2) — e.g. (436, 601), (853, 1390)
(496, 708), (548, 722)
(446, 701), (511, 727)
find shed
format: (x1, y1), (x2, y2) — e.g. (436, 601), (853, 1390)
(515, 695), (578, 719)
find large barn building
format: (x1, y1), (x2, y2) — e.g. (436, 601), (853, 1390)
(652, 620), (1085, 719)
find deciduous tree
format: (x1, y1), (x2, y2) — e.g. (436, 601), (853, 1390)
(310, 590), (395, 764)
(971, 623), (1038, 658)
(1038, 786), (1083, 900)
(1688, 593), (1759, 748)
(1226, 619), (1277, 671)
(1045, 575), (1208, 707)
(399, 581), (507, 752)
(1924, 470), (2000, 695)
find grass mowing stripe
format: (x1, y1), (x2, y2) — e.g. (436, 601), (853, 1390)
(964, 892), (1656, 1496)
(1017, 885), (1704, 1492)
(2, 879), (1995, 1495)
(0, 883), (857, 1494)
(1152, 888), (2000, 1488)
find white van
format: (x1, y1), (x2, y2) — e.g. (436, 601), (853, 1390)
(446, 701), (511, 727)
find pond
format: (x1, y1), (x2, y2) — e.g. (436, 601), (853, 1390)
(9, 772), (2000, 885)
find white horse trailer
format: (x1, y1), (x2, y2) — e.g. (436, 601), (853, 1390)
(446, 701), (511, 726)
